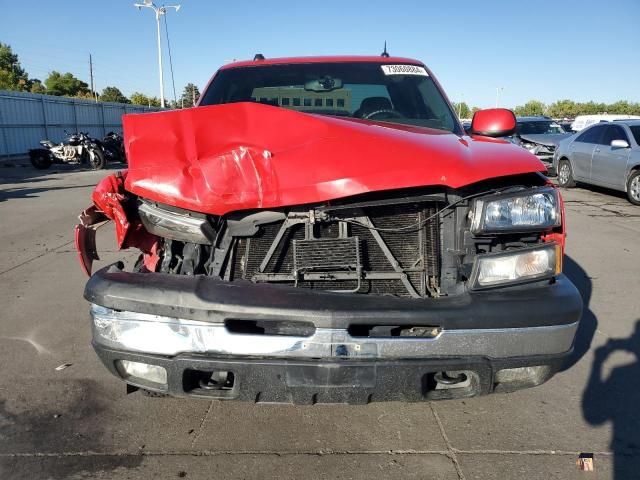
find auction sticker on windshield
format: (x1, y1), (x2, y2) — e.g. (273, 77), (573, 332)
(381, 65), (429, 76)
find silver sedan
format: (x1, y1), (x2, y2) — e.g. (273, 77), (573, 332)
(553, 120), (640, 204)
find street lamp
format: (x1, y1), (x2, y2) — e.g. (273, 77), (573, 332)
(134, 1), (181, 108)
(495, 86), (504, 108)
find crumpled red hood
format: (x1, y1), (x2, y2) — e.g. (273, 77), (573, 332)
(123, 103), (545, 215)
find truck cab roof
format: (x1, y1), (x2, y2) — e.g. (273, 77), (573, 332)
(220, 55), (425, 70)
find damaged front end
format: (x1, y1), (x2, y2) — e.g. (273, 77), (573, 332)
(75, 171), (160, 276)
(517, 134), (571, 176)
(77, 175), (449, 298)
(79, 170), (565, 301)
(76, 102), (582, 403)
(77, 172), (581, 402)
(138, 191), (444, 298)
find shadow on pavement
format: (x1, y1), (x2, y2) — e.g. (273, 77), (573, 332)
(574, 182), (629, 202)
(561, 255), (597, 371)
(0, 184), (98, 202)
(0, 163), (123, 183)
(566, 255), (640, 477)
(0, 163), (123, 202)
(582, 320), (640, 479)
(0, 167), (66, 184)
(0, 379), (142, 479)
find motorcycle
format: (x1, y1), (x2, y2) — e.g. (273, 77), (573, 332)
(29, 131), (106, 170)
(101, 131), (126, 164)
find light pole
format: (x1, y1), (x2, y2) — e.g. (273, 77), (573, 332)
(495, 86), (504, 108)
(134, 1), (180, 108)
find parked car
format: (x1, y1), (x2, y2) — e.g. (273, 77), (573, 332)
(558, 121), (574, 133)
(571, 114), (640, 132)
(507, 116), (572, 175)
(76, 55), (582, 403)
(554, 120), (640, 204)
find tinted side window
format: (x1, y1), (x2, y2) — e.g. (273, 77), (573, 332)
(575, 125), (604, 144)
(601, 125), (629, 146)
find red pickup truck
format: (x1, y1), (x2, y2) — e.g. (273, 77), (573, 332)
(77, 55), (582, 403)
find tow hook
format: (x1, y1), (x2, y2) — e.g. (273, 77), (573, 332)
(198, 371), (235, 391)
(434, 371), (470, 389)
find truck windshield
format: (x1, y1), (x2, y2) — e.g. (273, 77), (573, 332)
(199, 62), (460, 134)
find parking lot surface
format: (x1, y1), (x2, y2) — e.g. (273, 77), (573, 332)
(1, 164), (639, 479)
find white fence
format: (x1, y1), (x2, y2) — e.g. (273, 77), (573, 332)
(0, 90), (161, 157)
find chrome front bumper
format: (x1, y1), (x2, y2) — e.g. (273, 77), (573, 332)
(91, 304), (578, 360)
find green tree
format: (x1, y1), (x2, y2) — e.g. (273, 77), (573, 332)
(44, 71), (89, 97)
(130, 91), (150, 105)
(607, 101), (633, 115)
(0, 42), (29, 90)
(0, 70), (13, 90)
(75, 91), (96, 100)
(130, 92), (161, 107)
(579, 101), (607, 115)
(513, 100), (546, 117)
(452, 101), (471, 119)
(630, 102), (640, 115)
(547, 99), (577, 118)
(29, 79), (46, 94)
(181, 83), (200, 107)
(100, 86), (130, 104)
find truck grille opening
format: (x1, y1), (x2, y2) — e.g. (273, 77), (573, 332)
(156, 200), (444, 298)
(237, 203), (441, 298)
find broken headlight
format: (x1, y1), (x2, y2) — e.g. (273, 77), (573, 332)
(471, 188), (560, 234)
(138, 199), (214, 244)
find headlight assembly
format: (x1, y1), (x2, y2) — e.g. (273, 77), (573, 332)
(471, 243), (561, 289)
(138, 199), (215, 244)
(471, 188), (561, 234)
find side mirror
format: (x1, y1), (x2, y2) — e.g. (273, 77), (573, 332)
(611, 139), (630, 149)
(470, 108), (517, 137)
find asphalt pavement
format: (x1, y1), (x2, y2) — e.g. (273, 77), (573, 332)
(0, 163), (639, 480)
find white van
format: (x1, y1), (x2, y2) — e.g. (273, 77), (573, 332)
(571, 114), (640, 132)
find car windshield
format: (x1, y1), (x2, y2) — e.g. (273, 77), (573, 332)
(200, 62), (460, 134)
(629, 126), (640, 145)
(517, 121), (565, 135)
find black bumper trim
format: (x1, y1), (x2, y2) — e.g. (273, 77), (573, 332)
(85, 264), (582, 331)
(94, 344), (570, 404)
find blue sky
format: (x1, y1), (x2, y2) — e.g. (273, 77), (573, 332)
(1, 0), (638, 108)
